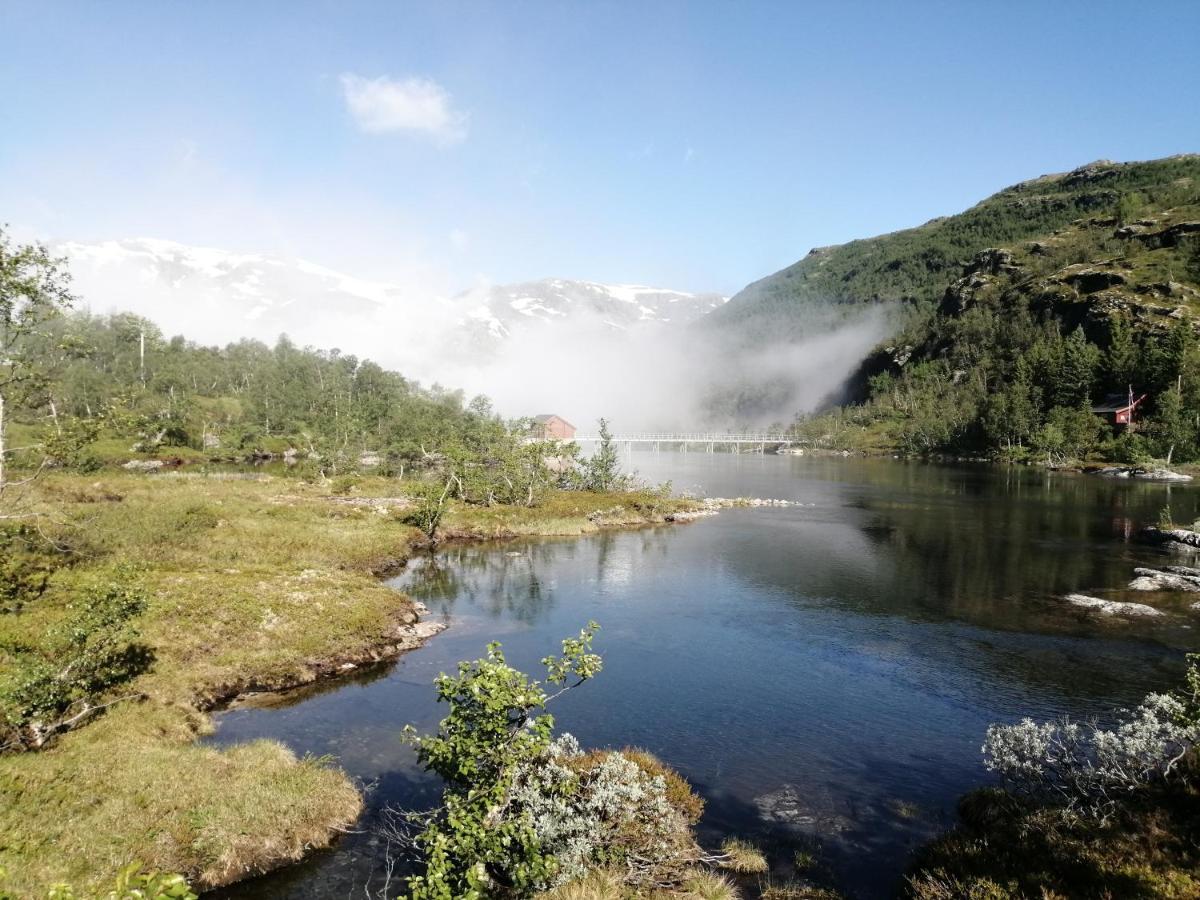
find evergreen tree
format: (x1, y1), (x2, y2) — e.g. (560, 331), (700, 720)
(1102, 317), (1138, 393)
(583, 418), (623, 492)
(1054, 327), (1100, 408)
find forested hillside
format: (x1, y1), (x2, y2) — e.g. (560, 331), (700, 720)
(721, 155), (1200, 464)
(9, 305), (497, 470)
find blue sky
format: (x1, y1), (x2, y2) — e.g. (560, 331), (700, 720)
(3, 0), (1199, 296)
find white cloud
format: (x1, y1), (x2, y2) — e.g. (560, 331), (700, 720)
(339, 73), (468, 143)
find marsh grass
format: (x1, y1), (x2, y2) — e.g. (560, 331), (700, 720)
(718, 839), (769, 874)
(681, 871), (741, 900)
(0, 472), (697, 895)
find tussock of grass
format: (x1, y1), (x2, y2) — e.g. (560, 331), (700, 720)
(718, 838), (768, 874)
(538, 869), (627, 900)
(681, 870), (741, 900)
(1, 473), (699, 894)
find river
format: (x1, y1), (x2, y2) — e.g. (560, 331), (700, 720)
(209, 454), (1200, 898)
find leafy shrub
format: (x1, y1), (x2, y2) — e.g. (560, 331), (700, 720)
(328, 474), (359, 496)
(399, 624), (716, 898)
(0, 572), (152, 751)
(400, 480), (452, 540)
(1099, 430), (1151, 464)
(402, 626), (603, 899)
(983, 692), (1196, 821)
(982, 655), (1200, 824)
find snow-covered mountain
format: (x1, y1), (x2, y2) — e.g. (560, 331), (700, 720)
(459, 278), (727, 345)
(56, 238), (724, 361)
(56, 237), (411, 343)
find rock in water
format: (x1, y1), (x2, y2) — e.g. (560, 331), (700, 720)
(753, 784), (851, 833)
(1141, 527), (1200, 550)
(1064, 594), (1165, 616)
(1129, 568), (1200, 593)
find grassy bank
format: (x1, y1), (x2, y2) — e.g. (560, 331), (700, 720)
(907, 783), (1200, 899)
(0, 472), (697, 896)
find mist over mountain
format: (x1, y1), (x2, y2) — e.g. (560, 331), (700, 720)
(55, 238), (761, 429)
(456, 278), (726, 357)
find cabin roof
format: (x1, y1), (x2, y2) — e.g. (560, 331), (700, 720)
(531, 413), (574, 427)
(1092, 393), (1143, 413)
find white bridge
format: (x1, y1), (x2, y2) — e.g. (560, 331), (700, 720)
(572, 432), (793, 453)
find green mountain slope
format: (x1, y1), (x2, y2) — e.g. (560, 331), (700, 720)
(713, 155), (1200, 340)
(715, 155), (1200, 463)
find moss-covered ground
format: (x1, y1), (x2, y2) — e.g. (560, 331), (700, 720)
(0, 472), (696, 896)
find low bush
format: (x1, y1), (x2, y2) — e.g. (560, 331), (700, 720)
(0, 524), (62, 614)
(983, 681), (1197, 822)
(0, 571), (152, 751)
(399, 625), (720, 899)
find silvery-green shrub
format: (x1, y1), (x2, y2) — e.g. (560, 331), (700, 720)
(983, 691), (1197, 820)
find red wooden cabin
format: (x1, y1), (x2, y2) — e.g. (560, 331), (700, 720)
(1091, 390), (1147, 427)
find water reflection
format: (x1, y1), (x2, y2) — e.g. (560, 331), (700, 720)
(209, 456), (1200, 899)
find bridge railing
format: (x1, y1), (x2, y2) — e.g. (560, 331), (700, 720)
(572, 432), (793, 442)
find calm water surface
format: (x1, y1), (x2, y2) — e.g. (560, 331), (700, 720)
(210, 455), (1200, 898)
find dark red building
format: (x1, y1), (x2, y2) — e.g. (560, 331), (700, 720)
(1092, 391), (1147, 427)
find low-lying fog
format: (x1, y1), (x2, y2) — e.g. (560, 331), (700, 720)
(62, 240), (892, 431)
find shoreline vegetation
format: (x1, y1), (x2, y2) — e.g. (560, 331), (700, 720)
(0, 471), (703, 896)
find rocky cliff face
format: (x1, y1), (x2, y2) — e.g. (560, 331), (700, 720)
(935, 211), (1200, 343)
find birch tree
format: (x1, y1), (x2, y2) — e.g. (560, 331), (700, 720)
(0, 228), (74, 518)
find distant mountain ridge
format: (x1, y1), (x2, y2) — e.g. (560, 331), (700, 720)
(56, 238), (723, 359)
(456, 278), (726, 352)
